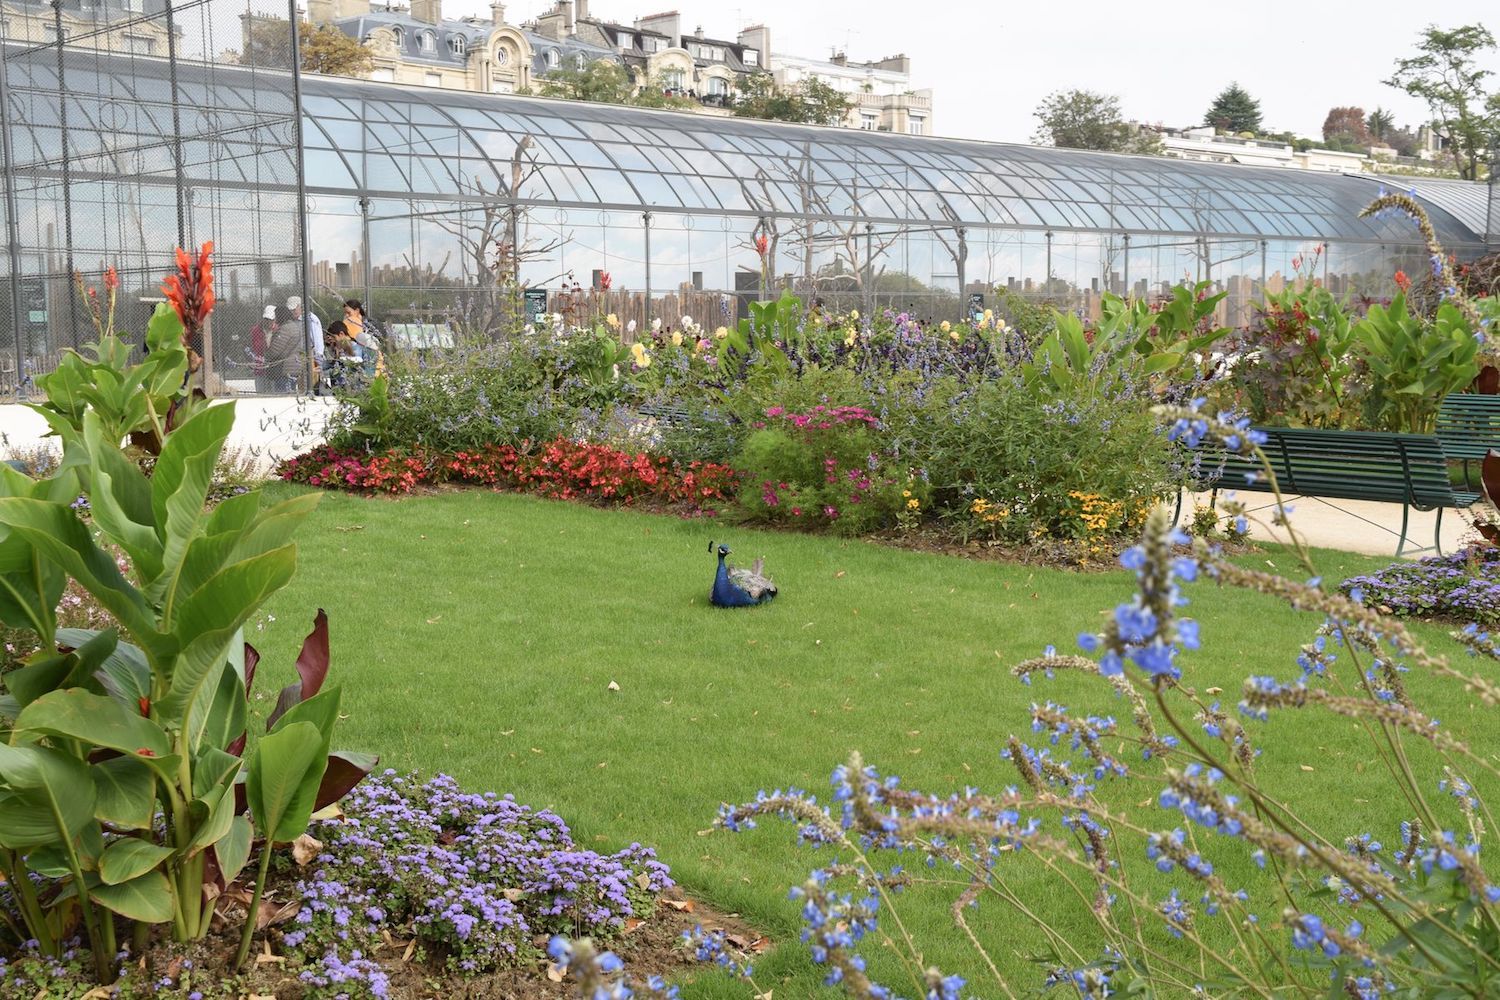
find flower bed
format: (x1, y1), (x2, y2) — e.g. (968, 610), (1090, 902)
(277, 440), (738, 514)
(1340, 545), (1500, 626)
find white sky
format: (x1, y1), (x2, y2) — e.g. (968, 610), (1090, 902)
(448, 0), (1499, 145)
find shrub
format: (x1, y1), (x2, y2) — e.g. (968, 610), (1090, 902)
(735, 404), (914, 536)
(283, 771), (673, 974)
(1340, 546), (1500, 626)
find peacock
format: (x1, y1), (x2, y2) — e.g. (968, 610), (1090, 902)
(709, 541), (777, 608)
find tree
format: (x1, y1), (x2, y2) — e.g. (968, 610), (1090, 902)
(300, 22), (373, 76)
(1367, 106), (1396, 140)
(1385, 23), (1499, 180)
(1322, 106), (1370, 146)
(1031, 89), (1158, 153)
(1205, 82), (1262, 134)
(233, 17), (371, 76)
(532, 60), (694, 110)
(731, 73), (853, 126)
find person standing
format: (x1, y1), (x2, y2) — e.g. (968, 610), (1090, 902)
(251, 305), (276, 393)
(263, 304), (305, 393)
(288, 296), (324, 393)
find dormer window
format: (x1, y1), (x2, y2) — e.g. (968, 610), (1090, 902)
(389, 25), (404, 45)
(575, 53), (587, 69)
(419, 30), (436, 52)
(546, 48), (560, 69)
(449, 34), (465, 55)
(743, 49), (758, 66)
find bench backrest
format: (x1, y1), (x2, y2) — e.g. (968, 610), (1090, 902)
(1436, 393), (1500, 460)
(1205, 427), (1461, 507)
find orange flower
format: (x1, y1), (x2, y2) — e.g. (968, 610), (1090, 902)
(103, 265), (119, 291)
(754, 233), (769, 258)
(1393, 269), (1410, 292)
(161, 241), (216, 344)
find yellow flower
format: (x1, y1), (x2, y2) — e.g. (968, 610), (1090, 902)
(906, 498), (919, 510)
(844, 329), (857, 347)
(982, 308), (993, 321)
(629, 341), (651, 368)
(713, 326), (728, 340)
(902, 490), (912, 498)
(671, 331), (683, 347)
(849, 310), (859, 321)
(939, 320), (951, 333)
(950, 331), (961, 343)
(606, 313), (619, 329)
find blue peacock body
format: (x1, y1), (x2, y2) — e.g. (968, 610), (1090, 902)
(709, 541), (777, 608)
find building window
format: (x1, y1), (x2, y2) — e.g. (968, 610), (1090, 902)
(546, 48), (560, 69)
(419, 31), (436, 52)
(372, 67), (394, 82)
(643, 37), (662, 52)
(389, 26), (404, 46)
(491, 80), (514, 94)
(860, 114), (877, 130)
(743, 49), (758, 66)
(707, 76), (728, 96)
(43, 24), (68, 43)
(908, 118), (925, 135)
(619, 32), (633, 48)
(575, 53), (587, 69)
(122, 33), (154, 54)
(449, 34), (464, 56)
(424, 71), (441, 86)
(662, 68), (685, 90)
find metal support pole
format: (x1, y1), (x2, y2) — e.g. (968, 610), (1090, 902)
(287, 1), (314, 395)
(1259, 239), (1267, 293)
(1044, 230), (1053, 299)
(642, 210), (652, 326)
(164, 0), (186, 250)
(955, 225), (966, 323)
(0, 34), (29, 395)
(1122, 232), (1131, 297)
(50, 0), (78, 348)
(863, 221), (873, 314)
(358, 196), (372, 309)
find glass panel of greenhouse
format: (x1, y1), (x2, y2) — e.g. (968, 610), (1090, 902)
(3, 32), (1496, 395)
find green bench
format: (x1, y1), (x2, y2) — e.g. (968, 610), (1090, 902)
(1194, 426), (1480, 557)
(1436, 393), (1500, 490)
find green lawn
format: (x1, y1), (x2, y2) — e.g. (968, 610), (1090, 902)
(250, 485), (1477, 998)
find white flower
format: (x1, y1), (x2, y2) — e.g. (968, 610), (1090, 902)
(651, 318), (662, 332)
(626, 320), (637, 334)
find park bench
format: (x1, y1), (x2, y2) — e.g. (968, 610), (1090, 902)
(1435, 392), (1500, 490)
(1192, 426), (1479, 557)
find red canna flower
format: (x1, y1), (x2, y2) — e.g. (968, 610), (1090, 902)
(754, 233), (769, 258)
(1394, 270), (1411, 292)
(137, 747), (157, 758)
(161, 241), (216, 347)
(599, 271), (613, 291)
(103, 265), (119, 291)
(138, 696), (150, 716)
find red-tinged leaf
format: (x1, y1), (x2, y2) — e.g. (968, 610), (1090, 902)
(243, 642), (260, 695)
(313, 751), (378, 812)
(1484, 450), (1500, 509)
(226, 733), (247, 758)
(265, 682), (301, 731)
(294, 610), (329, 700)
(1475, 365), (1499, 395)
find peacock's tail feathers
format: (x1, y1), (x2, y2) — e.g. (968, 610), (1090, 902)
(728, 566), (777, 600)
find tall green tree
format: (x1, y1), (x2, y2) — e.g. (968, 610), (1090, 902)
(533, 60), (692, 110)
(1385, 23), (1499, 180)
(1367, 106), (1396, 140)
(732, 73), (853, 126)
(1205, 82), (1263, 134)
(1031, 89), (1160, 154)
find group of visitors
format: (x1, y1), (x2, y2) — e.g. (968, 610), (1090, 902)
(249, 297), (383, 394)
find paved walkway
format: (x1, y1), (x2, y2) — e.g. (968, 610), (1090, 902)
(1183, 490), (1476, 560)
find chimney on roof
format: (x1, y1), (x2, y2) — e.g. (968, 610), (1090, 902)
(410, 0), (439, 24)
(489, 0), (503, 23)
(830, 50), (846, 66)
(694, 24), (703, 37)
(574, 0), (588, 22)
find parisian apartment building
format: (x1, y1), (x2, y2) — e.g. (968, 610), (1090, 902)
(297, 0), (935, 134)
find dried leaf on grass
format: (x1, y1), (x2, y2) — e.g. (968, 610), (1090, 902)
(292, 834), (323, 866)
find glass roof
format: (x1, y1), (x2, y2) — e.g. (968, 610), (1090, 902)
(297, 76), (1490, 248)
(3, 48), (1492, 250)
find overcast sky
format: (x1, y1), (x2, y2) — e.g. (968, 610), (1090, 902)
(453, 0), (1499, 145)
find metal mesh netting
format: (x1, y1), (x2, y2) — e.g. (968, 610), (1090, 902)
(0, 0), (307, 395)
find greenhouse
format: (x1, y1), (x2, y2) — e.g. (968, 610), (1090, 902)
(2, 32), (1497, 391)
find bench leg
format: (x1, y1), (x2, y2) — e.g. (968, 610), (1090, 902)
(1171, 489), (1183, 529)
(1396, 502), (1410, 559)
(1434, 507), (1444, 559)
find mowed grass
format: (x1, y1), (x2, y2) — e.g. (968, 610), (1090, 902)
(250, 485), (1479, 998)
